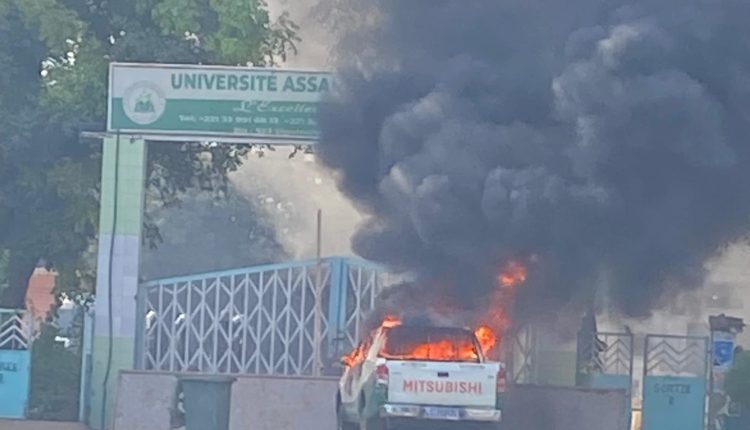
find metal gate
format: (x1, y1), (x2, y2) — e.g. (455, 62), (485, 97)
(0, 309), (32, 418)
(577, 331), (634, 428)
(577, 331), (634, 383)
(135, 257), (389, 375)
(642, 335), (709, 430)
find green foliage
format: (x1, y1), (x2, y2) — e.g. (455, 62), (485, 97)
(0, 0), (300, 416)
(140, 186), (288, 280)
(727, 352), (750, 410)
(27, 322), (82, 421)
(0, 0), (300, 305)
(208, 0), (300, 65)
(13, 0), (86, 55)
(42, 39), (109, 125)
(151, 0), (204, 36)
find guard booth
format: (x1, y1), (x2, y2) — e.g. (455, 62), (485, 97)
(641, 335), (709, 430)
(0, 309), (32, 418)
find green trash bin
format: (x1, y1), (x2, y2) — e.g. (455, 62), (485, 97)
(179, 375), (236, 430)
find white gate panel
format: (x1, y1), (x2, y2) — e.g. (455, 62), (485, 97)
(137, 258), (389, 376)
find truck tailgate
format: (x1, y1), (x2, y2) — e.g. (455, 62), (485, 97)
(386, 360), (498, 407)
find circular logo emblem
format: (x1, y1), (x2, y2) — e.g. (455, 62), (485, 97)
(122, 81), (166, 125)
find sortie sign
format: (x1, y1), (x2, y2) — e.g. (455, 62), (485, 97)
(108, 63), (333, 141)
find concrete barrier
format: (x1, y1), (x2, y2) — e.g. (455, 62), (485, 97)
(231, 376), (338, 430)
(503, 384), (629, 430)
(112, 372), (177, 430)
(112, 371), (338, 430)
(114, 372), (629, 430)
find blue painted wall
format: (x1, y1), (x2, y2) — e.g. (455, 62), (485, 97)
(642, 375), (706, 430)
(0, 349), (31, 418)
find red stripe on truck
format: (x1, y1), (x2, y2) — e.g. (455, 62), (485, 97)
(402, 380), (483, 394)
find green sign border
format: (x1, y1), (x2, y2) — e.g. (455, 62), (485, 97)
(107, 62), (331, 143)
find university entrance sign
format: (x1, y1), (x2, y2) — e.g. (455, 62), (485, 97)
(91, 62), (333, 429)
(108, 62), (332, 141)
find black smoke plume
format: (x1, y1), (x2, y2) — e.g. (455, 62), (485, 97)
(317, 0), (750, 317)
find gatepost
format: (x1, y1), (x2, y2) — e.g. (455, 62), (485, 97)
(88, 135), (147, 430)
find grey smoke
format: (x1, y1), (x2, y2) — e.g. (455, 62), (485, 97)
(317, 0), (750, 317)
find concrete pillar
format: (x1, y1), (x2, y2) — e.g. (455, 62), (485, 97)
(89, 136), (147, 429)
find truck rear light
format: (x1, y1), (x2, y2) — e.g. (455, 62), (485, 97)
(376, 363), (389, 385)
(497, 367), (507, 392)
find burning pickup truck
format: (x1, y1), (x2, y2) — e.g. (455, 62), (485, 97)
(336, 319), (506, 430)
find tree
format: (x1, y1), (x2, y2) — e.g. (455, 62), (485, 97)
(0, 0), (300, 306)
(727, 352), (750, 412)
(1, 0), (300, 421)
(27, 321), (83, 421)
(140, 185), (289, 280)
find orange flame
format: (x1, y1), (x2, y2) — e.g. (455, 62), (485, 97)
(479, 259), (528, 358)
(342, 258), (531, 367)
(381, 314), (402, 328)
(381, 338), (479, 362)
(341, 315), (401, 367)
(341, 315), (496, 365)
(474, 324), (497, 356)
(481, 300), (511, 359)
(498, 260), (527, 288)
(341, 343), (364, 367)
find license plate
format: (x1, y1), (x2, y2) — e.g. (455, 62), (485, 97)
(423, 406), (461, 420)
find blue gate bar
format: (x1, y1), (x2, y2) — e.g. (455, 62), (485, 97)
(0, 308), (32, 419)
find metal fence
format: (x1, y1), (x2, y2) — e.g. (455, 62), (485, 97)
(644, 334), (708, 378)
(136, 257), (389, 375)
(0, 308), (31, 350)
(576, 331), (635, 429)
(577, 331), (634, 378)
